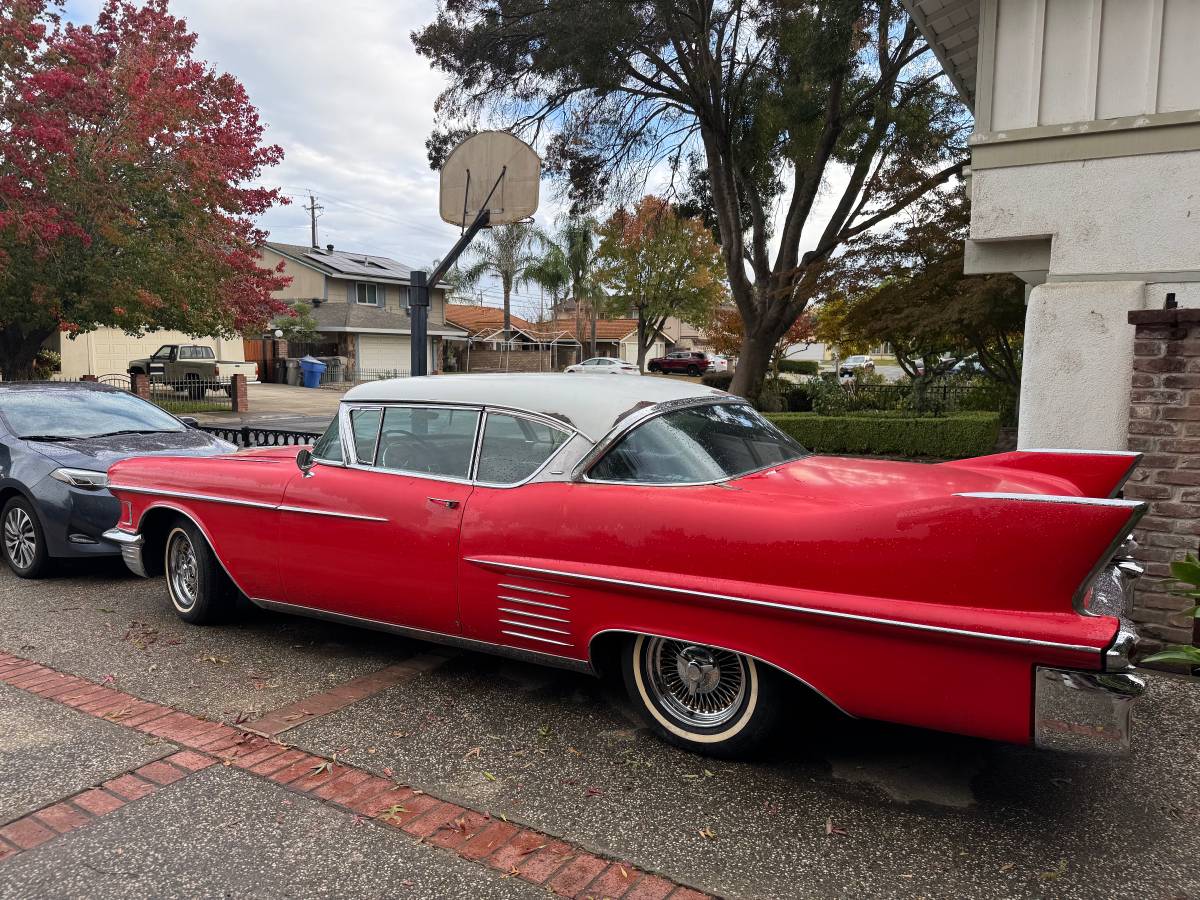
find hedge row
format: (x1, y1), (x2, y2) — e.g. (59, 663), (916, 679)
(765, 411), (1001, 459)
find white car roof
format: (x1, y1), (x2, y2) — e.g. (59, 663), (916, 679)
(344, 374), (730, 441)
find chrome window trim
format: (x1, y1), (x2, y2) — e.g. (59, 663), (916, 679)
(337, 401), (482, 485)
(575, 397), (808, 488)
(466, 558), (1101, 656)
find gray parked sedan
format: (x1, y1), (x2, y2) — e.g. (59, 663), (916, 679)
(0, 382), (233, 578)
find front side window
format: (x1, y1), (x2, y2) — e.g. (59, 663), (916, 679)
(375, 406), (480, 480)
(356, 282), (378, 305)
(311, 417), (344, 463)
(476, 413), (570, 485)
(589, 403), (807, 485)
(151, 346), (173, 359)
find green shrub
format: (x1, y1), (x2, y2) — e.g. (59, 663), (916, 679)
(765, 411), (1001, 459)
(778, 359), (819, 375)
(700, 371), (734, 391)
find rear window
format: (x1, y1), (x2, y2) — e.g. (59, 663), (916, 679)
(0, 389), (185, 439)
(589, 403), (807, 484)
(177, 346), (215, 360)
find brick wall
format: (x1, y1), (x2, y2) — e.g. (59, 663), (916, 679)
(1124, 307), (1200, 651)
(464, 349), (577, 372)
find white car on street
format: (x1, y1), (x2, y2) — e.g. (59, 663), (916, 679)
(565, 357), (641, 375)
(706, 354), (729, 372)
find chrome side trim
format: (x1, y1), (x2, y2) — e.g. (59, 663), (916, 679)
(500, 629), (573, 647)
(108, 484), (277, 511)
(1022, 448), (1141, 456)
(497, 618), (571, 636)
(109, 484), (391, 524)
(250, 597), (592, 673)
(467, 559), (1100, 656)
(498, 583), (570, 599)
(954, 492), (1146, 509)
(276, 505), (390, 523)
(497, 594), (571, 612)
(498, 607), (570, 624)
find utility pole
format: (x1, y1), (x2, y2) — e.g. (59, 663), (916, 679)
(304, 194), (324, 249)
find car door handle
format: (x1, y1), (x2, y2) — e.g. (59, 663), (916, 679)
(427, 497), (460, 509)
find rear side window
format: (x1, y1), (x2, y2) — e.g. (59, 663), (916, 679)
(476, 413), (570, 485)
(589, 403), (807, 484)
(375, 406), (480, 480)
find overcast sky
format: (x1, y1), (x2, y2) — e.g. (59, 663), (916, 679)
(62, 0), (849, 321)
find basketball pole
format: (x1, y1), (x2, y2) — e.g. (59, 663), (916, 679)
(409, 169), (505, 377)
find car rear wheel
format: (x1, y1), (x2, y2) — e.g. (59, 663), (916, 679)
(648, 363), (662, 373)
(622, 634), (781, 758)
(163, 520), (237, 624)
(2, 497), (50, 579)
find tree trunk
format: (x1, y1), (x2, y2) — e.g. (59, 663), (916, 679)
(501, 273), (512, 339)
(636, 310), (647, 371)
(728, 327), (777, 401)
(589, 299), (597, 358)
(0, 325), (56, 381)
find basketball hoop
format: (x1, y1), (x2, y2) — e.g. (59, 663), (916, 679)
(439, 131), (541, 228)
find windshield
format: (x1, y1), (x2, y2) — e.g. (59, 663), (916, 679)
(0, 390), (186, 439)
(589, 402), (808, 484)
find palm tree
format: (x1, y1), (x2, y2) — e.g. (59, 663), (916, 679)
(458, 223), (543, 337)
(560, 216), (602, 356)
(523, 243), (570, 323)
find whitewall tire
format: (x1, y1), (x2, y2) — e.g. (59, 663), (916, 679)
(622, 634), (782, 758)
(163, 521), (237, 625)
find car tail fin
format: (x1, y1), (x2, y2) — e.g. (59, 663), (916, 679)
(941, 449), (1141, 499)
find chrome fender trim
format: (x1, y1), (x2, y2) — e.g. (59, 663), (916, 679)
(465, 558), (1102, 657)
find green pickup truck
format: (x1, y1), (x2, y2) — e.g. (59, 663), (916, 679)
(128, 344), (259, 398)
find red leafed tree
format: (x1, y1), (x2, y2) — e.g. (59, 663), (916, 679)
(0, 0), (289, 379)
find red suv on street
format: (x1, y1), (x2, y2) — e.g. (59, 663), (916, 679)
(647, 350), (711, 376)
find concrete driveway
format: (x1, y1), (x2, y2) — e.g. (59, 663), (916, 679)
(1, 563), (1198, 899)
(199, 382), (343, 433)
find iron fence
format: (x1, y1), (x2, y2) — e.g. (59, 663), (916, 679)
(147, 377), (233, 414)
(318, 366), (409, 389)
(200, 425), (321, 448)
(841, 382), (1001, 416)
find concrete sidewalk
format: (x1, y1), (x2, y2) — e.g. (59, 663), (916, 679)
(197, 382), (343, 433)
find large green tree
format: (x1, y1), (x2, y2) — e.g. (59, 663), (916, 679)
(596, 196), (727, 368)
(0, 0), (289, 379)
(828, 185), (1025, 387)
(413, 0), (967, 399)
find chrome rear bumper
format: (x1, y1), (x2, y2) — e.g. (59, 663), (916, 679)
(1033, 667), (1145, 753)
(101, 529), (147, 578)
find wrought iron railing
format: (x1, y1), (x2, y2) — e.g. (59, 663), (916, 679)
(200, 426), (321, 448)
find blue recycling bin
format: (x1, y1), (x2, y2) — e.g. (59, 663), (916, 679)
(299, 355), (326, 389)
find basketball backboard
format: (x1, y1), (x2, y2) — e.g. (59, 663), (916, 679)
(439, 131), (540, 227)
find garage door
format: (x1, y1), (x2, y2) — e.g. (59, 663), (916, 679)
(357, 334), (411, 375)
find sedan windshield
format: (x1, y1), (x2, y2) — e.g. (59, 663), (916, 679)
(589, 402), (807, 484)
(0, 390), (185, 439)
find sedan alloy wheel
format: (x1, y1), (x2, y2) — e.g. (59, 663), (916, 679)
(2, 498), (48, 578)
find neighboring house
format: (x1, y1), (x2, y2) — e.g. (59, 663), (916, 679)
(660, 317), (715, 353)
(443, 304), (580, 372)
(554, 317), (668, 369)
(903, 0), (1200, 449)
(260, 242), (467, 375)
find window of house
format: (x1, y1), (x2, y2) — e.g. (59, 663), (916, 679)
(355, 283), (379, 305)
(475, 413), (570, 485)
(374, 406), (480, 480)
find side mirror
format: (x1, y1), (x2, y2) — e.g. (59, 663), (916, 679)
(296, 447), (315, 477)
(178, 416), (199, 428)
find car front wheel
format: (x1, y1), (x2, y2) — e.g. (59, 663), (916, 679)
(622, 634), (781, 758)
(163, 520), (237, 624)
(2, 497), (50, 579)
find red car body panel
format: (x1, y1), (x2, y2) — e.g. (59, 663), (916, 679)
(107, 442), (1140, 746)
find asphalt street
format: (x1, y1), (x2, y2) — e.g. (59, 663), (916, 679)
(1, 563), (1198, 899)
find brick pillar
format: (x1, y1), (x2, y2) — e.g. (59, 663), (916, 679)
(1124, 307), (1200, 652)
(80, 374), (98, 382)
(130, 372), (150, 399)
(230, 374), (249, 413)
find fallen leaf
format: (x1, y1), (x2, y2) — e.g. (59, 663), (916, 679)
(464, 747), (482, 760)
(483, 771), (497, 782)
(698, 826), (717, 840)
(310, 761), (334, 776)
(825, 818), (847, 836)
(999, 863), (1015, 873)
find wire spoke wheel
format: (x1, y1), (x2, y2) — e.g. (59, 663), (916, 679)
(3, 507), (36, 571)
(167, 531), (199, 610)
(643, 637), (748, 729)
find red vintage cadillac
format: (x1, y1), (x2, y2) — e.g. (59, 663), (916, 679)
(104, 375), (1146, 758)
